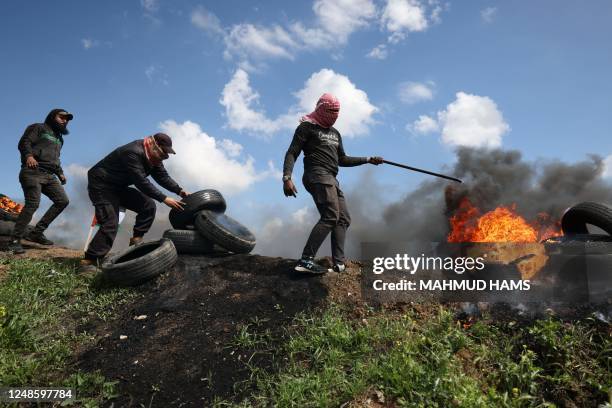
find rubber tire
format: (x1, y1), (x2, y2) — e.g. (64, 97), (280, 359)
(0, 221), (33, 237)
(169, 189), (227, 229)
(162, 229), (216, 255)
(0, 220), (15, 236)
(195, 210), (256, 254)
(544, 234), (612, 255)
(561, 202), (612, 236)
(102, 238), (177, 286)
(0, 208), (18, 222)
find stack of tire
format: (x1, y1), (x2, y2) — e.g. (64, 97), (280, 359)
(162, 189), (256, 255)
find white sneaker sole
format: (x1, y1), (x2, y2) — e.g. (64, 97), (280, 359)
(294, 265), (327, 274)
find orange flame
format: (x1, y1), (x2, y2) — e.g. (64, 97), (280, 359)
(447, 198), (561, 243)
(0, 196), (23, 214)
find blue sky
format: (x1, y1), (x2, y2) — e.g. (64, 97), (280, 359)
(1, 0), (611, 252)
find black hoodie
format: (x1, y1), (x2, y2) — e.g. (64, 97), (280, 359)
(18, 108), (68, 176)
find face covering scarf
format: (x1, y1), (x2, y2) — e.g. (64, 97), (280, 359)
(300, 93), (340, 128)
(143, 135), (164, 166)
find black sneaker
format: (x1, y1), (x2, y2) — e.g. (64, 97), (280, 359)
(26, 231), (54, 246)
(295, 257), (328, 274)
(331, 263), (346, 273)
(7, 239), (25, 254)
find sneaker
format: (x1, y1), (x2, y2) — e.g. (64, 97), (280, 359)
(26, 231), (54, 246)
(294, 257), (328, 274)
(129, 236), (144, 246)
(78, 258), (101, 276)
(7, 239), (25, 254)
(331, 263), (346, 273)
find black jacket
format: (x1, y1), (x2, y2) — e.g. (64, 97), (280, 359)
(88, 140), (182, 202)
(18, 110), (66, 176)
(283, 121), (367, 183)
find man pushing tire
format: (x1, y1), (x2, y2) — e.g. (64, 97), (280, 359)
(80, 133), (189, 273)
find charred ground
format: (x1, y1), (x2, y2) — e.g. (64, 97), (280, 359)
(75, 254), (362, 407)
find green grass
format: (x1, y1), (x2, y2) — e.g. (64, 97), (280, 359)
(0, 257), (140, 407)
(225, 305), (611, 408)
(1, 257), (610, 407)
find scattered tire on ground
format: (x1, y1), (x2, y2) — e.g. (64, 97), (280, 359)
(561, 202), (612, 236)
(162, 229), (217, 255)
(195, 210), (256, 254)
(169, 189), (227, 229)
(102, 238), (178, 286)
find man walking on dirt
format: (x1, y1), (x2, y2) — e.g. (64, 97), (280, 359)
(80, 133), (188, 272)
(8, 109), (73, 254)
(283, 93), (383, 274)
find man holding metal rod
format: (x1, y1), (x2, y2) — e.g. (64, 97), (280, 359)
(283, 93), (383, 274)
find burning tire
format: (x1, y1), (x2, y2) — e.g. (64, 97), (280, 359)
(101, 238), (177, 286)
(561, 202), (612, 236)
(544, 234), (612, 255)
(169, 189), (226, 229)
(194, 210), (256, 254)
(0, 209), (18, 222)
(0, 221), (33, 237)
(0, 195), (22, 222)
(162, 229), (217, 255)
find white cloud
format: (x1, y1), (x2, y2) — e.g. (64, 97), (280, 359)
(220, 139), (243, 157)
(382, 0), (429, 43)
(140, 0), (159, 12)
(408, 92), (509, 148)
(145, 65), (168, 85)
(409, 114), (439, 134)
(224, 24), (298, 61)
(195, 0), (376, 65)
(398, 81), (435, 104)
(81, 38), (99, 50)
(160, 120), (274, 194)
(430, 3), (444, 24)
(367, 44), (388, 59)
(65, 163), (89, 178)
(309, 0), (377, 44)
(191, 6), (224, 36)
(220, 69), (293, 135)
(603, 155), (612, 179)
(481, 7), (497, 23)
(220, 68), (377, 138)
(438, 92), (509, 148)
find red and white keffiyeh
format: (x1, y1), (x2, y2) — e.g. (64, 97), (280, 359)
(143, 135), (162, 166)
(300, 93), (340, 128)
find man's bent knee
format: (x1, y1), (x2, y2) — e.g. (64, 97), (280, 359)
(55, 199), (69, 210)
(143, 197), (156, 214)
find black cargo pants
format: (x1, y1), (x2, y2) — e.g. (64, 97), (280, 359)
(85, 179), (156, 261)
(13, 167), (69, 238)
(302, 178), (351, 265)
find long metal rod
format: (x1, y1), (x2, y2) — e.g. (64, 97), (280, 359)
(382, 160), (462, 183)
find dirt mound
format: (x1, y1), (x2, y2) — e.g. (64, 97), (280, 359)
(77, 254), (361, 407)
(0, 236), (82, 260)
